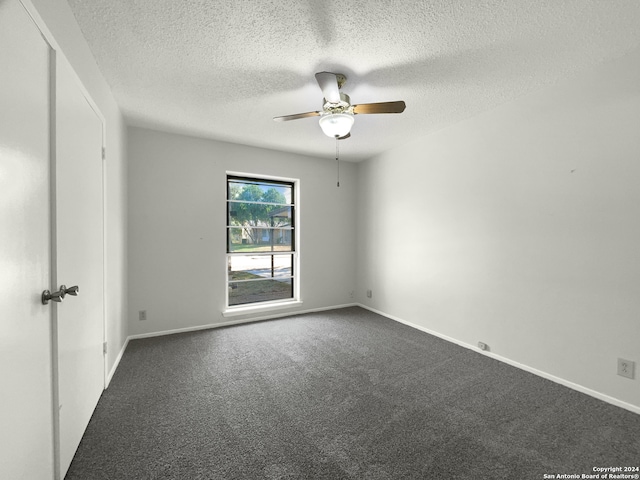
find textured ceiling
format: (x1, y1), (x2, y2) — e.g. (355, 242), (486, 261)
(67, 0), (640, 161)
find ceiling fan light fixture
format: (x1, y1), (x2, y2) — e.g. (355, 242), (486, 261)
(319, 113), (354, 138)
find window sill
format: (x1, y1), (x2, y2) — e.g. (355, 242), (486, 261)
(222, 300), (303, 318)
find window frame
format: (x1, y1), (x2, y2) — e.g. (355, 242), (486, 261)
(224, 173), (300, 314)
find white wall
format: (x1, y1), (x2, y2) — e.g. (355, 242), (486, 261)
(356, 48), (640, 411)
(128, 127), (357, 335)
(29, 0), (129, 376)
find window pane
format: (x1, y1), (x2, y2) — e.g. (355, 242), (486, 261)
(227, 175), (296, 308)
(228, 203), (292, 228)
(228, 227), (293, 252)
(228, 278), (293, 306)
(228, 254), (292, 281)
(228, 179), (292, 205)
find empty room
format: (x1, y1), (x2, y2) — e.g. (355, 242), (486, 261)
(2, 0), (639, 479)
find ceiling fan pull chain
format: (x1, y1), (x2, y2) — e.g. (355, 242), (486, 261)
(335, 137), (340, 187)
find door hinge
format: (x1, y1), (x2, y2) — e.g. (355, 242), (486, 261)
(101, 147), (106, 161)
(103, 342), (107, 355)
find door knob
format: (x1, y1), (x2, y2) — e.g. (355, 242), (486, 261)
(42, 288), (64, 305)
(41, 285), (79, 304)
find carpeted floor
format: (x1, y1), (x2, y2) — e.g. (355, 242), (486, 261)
(66, 307), (640, 479)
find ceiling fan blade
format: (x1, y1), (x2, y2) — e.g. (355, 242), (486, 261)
(352, 101), (406, 115)
(315, 72), (341, 104)
(337, 133), (351, 140)
(273, 111), (321, 122)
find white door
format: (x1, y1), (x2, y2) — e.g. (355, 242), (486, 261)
(0, 0), (55, 478)
(54, 55), (105, 477)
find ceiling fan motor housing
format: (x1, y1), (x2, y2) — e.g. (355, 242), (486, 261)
(323, 93), (352, 113)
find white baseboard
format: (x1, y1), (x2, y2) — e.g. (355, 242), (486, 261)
(357, 303), (640, 416)
(105, 336), (129, 388)
(128, 303), (359, 341)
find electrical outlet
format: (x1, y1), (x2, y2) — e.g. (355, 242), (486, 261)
(478, 342), (489, 351)
(139, 310), (147, 321)
(366, 290), (372, 298)
(617, 358), (635, 379)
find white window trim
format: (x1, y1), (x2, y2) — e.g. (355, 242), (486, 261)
(224, 172), (301, 312)
(222, 299), (304, 317)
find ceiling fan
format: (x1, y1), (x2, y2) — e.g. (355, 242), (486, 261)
(273, 72), (406, 139)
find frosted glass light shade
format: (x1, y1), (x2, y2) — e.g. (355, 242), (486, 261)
(319, 113), (354, 138)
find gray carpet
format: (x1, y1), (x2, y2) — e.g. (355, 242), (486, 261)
(66, 307), (640, 479)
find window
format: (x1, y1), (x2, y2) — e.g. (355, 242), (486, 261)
(226, 175), (297, 308)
